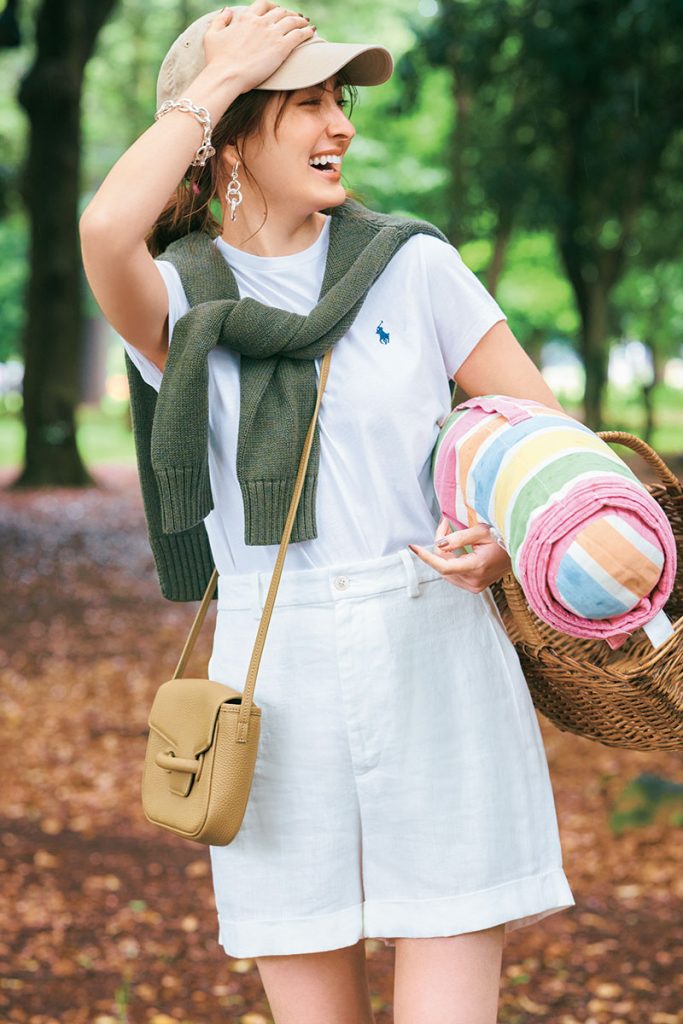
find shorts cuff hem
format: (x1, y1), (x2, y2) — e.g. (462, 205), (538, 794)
(216, 868), (575, 957)
(363, 867), (575, 941)
(217, 903), (362, 958)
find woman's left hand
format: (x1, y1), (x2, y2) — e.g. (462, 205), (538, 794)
(408, 520), (512, 593)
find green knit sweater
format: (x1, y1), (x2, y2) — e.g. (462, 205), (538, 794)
(126, 197), (449, 601)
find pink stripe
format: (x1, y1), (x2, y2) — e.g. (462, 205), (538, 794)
(517, 476), (676, 645)
(433, 408), (491, 522)
(455, 395), (567, 425)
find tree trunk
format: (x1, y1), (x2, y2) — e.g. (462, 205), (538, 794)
(446, 77), (471, 246)
(13, 0), (118, 487)
(580, 281), (610, 431)
(640, 340), (663, 446)
(486, 208), (513, 299)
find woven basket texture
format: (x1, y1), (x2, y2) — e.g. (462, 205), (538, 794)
(489, 431), (683, 750)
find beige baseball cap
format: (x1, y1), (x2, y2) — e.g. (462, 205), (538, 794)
(156, 6), (394, 108)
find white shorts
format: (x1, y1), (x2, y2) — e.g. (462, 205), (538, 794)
(207, 546), (575, 958)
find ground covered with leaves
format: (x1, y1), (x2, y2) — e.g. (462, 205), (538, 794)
(0, 466), (681, 1024)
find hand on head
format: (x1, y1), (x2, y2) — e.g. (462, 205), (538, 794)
(204, 2), (315, 93)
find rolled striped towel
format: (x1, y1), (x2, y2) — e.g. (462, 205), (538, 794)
(431, 395), (677, 647)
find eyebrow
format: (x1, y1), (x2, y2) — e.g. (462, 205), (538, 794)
(309, 76), (345, 93)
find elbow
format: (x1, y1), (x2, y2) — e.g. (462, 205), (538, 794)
(79, 206), (113, 242)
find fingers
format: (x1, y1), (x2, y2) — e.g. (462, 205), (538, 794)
(409, 542), (484, 592)
(408, 543), (481, 575)
(434, 516), (452, 541)
(248, 0), (280, 12)
(435, 523), (493, 550)
(268, 14), (314, 37)
(212, 7), (233, 24)
(264, 5), (310, 23)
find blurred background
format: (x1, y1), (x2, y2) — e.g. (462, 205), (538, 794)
(0, 0), (681, 483)
(0, 2), (682, 1023)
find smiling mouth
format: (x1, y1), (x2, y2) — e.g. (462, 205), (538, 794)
(309, 158), (341, 174)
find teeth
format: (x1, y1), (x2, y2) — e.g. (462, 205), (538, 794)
(309, 154), (342, 166)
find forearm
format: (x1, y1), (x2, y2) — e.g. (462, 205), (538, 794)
(79, 63), (242, 247)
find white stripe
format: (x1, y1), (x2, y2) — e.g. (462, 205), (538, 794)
(563, 541), (640, 609)
(604, 514), (665, 569)
(511, 469), (636, 576)
(496, 434), (625, 539)
(449, 414), (506, 528)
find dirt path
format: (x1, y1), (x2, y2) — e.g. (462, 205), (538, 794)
(0, 466), (681, 1024)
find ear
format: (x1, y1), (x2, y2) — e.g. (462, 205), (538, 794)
(218, 145), (239, 172)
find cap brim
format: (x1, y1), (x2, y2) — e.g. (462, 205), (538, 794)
(255, 39), (393, 90)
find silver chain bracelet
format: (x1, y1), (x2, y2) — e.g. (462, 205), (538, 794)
(154, 97), (216, 167)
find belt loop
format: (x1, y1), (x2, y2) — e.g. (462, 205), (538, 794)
(252, 572), (264, 620)
(399, 548), (420, 598)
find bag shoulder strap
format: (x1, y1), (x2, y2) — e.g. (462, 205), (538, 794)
(172, 348), (333, 740)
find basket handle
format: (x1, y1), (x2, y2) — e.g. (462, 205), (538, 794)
(499, 571), (546, 648)
(597, 431), (681, 491)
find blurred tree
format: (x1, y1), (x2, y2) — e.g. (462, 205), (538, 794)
(613, 262), (683, 444)
(395, 0), (683, 429)
(0, 0), (20, 47)
(10, 0), (118, 485)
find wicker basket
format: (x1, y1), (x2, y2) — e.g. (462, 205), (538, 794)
(489, 431), (683, 750)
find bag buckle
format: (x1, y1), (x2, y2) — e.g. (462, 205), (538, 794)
(155, 750), (204, 796)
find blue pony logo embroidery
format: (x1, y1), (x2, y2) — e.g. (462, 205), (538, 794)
(375, 320), (390, 345)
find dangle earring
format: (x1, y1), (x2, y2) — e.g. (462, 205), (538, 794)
(226, 160), (243, 222)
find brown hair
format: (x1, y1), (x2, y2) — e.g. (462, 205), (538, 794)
(145, 71), (362, 257)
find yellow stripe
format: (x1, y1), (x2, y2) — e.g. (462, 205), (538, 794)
(493, 428), (623, 529)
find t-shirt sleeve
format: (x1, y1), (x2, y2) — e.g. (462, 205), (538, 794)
(418, 234), (507, 379)
(121, 259), (190, 394)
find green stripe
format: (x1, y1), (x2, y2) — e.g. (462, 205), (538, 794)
(508, 452), (638, 563)
(431, 409), (465, 474)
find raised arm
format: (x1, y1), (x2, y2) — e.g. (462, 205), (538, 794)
(79, 2), (315, 371)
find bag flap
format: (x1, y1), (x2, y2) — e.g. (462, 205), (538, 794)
(148, 677), (242, 758)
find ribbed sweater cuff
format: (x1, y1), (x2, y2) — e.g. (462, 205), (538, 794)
(151, 526), (216, 602)
(154, 464), (213, 534)
(241, 476), (318, 546)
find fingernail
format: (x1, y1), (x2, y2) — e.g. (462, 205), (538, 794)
(436, 537), (449, 548)
(408, 544), (417, 552)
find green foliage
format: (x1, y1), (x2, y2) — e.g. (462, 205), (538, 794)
(609, 773), (683, 835)
(344, 64), (454, 225)
(1, 0), (682, 443)
(477, 232), (579, 343)
(0, 212), (27, 360)
(614, 260), (683, 363)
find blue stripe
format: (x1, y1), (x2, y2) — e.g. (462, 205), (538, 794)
(469, 416), (595, 523)
(556, 553), (633, 619)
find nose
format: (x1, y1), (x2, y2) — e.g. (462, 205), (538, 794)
(326, 100), (355, 142)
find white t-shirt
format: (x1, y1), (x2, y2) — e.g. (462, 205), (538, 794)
(123, 213), (506, 574)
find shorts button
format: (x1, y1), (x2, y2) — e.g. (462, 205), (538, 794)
(333, 575), (350, 590)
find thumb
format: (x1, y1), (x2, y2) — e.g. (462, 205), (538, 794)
(435, 516), (452, 541)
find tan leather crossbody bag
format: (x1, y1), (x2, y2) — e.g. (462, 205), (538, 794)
(141, 348), (333, 846)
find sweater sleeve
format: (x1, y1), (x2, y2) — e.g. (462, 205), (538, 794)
(121, 260), (191, 393)
(418, 234), (507, 380)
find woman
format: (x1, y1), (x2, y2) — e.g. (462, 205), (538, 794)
(79, 3), (575, 1022)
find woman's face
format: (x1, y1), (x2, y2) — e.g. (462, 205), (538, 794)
(224, 75), (356, 217)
